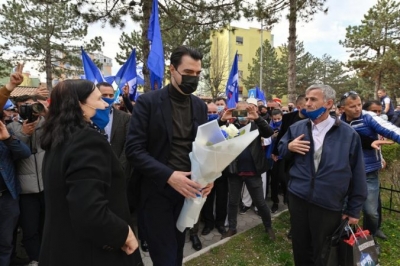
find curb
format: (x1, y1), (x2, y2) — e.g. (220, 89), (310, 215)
(183, 209), (289, 264)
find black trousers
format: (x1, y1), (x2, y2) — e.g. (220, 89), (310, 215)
(201, 174), (228, 229)
(270, 160), (287, 204)
(140, 186), (186, 266)
(289, 193), (342, 266)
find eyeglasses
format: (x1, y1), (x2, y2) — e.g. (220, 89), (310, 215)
(341, 91), (358, 101)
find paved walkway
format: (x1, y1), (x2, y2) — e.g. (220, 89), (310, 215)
(140, 198), (288, 265)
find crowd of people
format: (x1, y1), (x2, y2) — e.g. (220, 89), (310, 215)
(0, 46), (400, 266)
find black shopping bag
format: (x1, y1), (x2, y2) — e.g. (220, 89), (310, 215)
(338, 226), (379, 266)
(320, 219), (349, 266)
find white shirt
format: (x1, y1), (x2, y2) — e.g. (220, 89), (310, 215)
(311, 116), (335, 151)
(104, 109), (113, 143)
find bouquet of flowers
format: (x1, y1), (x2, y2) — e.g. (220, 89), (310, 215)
(176, 120), (259, 232)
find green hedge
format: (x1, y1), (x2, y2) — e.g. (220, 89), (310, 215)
(381, 143), (400, 167)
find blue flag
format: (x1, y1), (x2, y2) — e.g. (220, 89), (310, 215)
(81, 47), (105, 84)
(226, 52), (239, 109)
(147, 0), (164, 90)
(256, 86), (266, 103)
(3, 99), (14, 110)
(115, 49), (138, 101)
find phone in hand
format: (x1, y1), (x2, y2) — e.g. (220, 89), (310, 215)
(232, 110), (248, 117)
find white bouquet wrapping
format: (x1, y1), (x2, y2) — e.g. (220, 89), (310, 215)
(176, 119), (259, 232)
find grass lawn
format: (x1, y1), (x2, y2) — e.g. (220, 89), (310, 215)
(185, 207), (400, 266)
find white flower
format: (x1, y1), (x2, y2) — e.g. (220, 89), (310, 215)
(220, 124), (239, 139)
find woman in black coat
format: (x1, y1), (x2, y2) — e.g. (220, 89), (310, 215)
(40, 80), (142, 266)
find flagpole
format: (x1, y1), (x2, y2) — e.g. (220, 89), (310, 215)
(260, 20), (263, 92)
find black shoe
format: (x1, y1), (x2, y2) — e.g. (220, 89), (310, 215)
(239, 205), (251, 214)
(216, 225), (226, 235)
(271, 203), (279, 213)
(221, 229), (237, 240)
(190, 235), (202, 251)
(375, 229), (387, 240)
(287, 228), (292, 240)
(141, 240), (149, 252)
(266, 227), (276, 241)
(201, 226), (212, 236)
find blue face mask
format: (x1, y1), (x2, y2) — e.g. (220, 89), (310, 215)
(237, 117), (248, 124)
(208, 113), (219, 121)
(272, 120), (282, 128)
(301, 107), (327, 121)
(91, 97), (114, 130)
(217, 106), (225, 113)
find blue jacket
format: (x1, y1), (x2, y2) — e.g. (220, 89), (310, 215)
(278, 118), (367, 218)
(341, 110), (400, 173)
(0, 132), (31, 199)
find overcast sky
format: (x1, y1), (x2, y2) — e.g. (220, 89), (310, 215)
(6, 0), (377, 80)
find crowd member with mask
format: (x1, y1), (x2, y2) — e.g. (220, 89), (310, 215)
(266, 109), (284, 213)
(201, 102), (228, 237)
(258, 105), (270, 122)
(278, 84), (367, 265)
(215, 97), (227, 116)
(125, 46), (213, 266)
(39, 80), (141, 266)
(95, 82), (131, 176)
(219, 101), (275, 241)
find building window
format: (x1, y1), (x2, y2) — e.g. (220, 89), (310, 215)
(239, 70), (243, 78)
(238, 54), (243, 62)
(236, 36), (243, 45)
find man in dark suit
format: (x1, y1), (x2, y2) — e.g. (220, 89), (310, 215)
(96, 82), (131, 173)
(125, 46), (213, 266)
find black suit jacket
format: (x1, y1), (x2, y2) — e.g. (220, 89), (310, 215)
(110, 108), (131, 172)
(273, 111), (306, 155)
(40, 126), (142, 266)
(125, 85), (208, 202)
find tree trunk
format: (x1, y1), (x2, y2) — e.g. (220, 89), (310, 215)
(141, 0), (152, 93)
(45, 3), (52, 91)
(46, 49), (52, 91)
(374, 71), (382, 100)
(287, 0), (297, 103)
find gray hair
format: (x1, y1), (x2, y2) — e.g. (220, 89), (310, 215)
(305, 84), (336, 102)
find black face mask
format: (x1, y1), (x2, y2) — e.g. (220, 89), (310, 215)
(288, 106), (293, 112)
(175, 70), (199, 94)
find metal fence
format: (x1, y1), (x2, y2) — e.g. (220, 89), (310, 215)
(380, 185), (400, 214)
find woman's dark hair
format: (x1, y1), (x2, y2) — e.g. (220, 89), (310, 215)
(362, 100), (381, 111)
(41, 80), (95, 150)
(170, 46), (203, 69)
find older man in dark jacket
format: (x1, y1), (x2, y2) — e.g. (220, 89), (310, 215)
(279, 84), (367, 266)
(218, 101), (275, 240)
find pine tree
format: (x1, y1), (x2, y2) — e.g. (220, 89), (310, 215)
(340, 0), (400, 98)
(0, 0), (103, 90)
